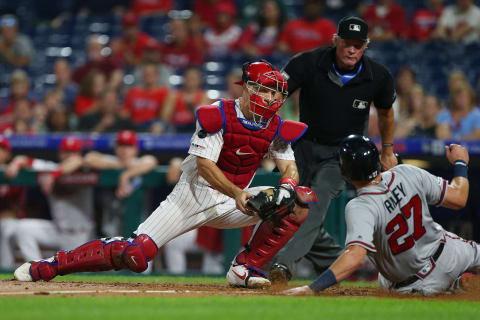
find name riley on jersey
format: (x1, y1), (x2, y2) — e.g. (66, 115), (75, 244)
(384, 182), (407, 214)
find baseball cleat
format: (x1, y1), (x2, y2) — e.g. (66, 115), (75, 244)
(269, 263), (292, 285)
(226, 261), (271, 288)
(14, 257), (58, 282)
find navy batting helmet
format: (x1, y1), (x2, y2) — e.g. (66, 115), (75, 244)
(339, 135), (381, 181)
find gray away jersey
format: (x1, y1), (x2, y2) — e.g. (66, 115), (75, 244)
(345, 164), (448, 282)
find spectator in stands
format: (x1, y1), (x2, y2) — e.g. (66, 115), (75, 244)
(392, 66), (417, 124)
(437, 82), (480, 140)
(239, 0), (285, 59)
(277, 0), (336, 55)
(224, 68), (243, 99)
(448, 70), (468, 97)
(0, 70), (35, 126)
(121, 63), (170, 132)
(0, 14), (34, 68)
(83, 130), (158, 236)
(46, 107), (71, 132)
(362, 0), (407, 42)
(6, 136), (95, 264)
(203, 2), (242, 58)
(133, 38), (172, 87)
(0, 135), (25, 269)
(433, 0), (480, 43)
(72, 35), (120, 85)
(78, 88), (135, 133)
(409, 0), (445, 41)
(161, 18), (204, 69)
(31, 89), (64, 133)
(0, 98), (36, 134)
(194, 0), (236, 28)
(51, 59), (78, 110)
(164, 67), (211, 132)
(111, 13), (156, 68)
(395, 84), (425, 138)
(131, 0), (173, 17)
(74, 71), (106, 117)
(408, 94), (442, 138)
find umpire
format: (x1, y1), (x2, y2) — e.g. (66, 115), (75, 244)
(269, 16), (397, 283)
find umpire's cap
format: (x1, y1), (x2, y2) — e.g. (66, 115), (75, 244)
(337, 16), (368, 42)
(339, 134), (381, 181)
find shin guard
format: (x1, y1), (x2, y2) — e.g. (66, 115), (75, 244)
(236, 213), (307, 270)
(31, 234), (158, 281)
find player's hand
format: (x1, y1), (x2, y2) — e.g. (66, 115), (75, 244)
(4, 162), (20, 179)
(281, 285), (314, 296)
(380, 150), (398, 171)
(116, 173), (133, 199)
(39, 174), (55, 195)
(445, 144), (469, 165)
(234, 190), (254, 216)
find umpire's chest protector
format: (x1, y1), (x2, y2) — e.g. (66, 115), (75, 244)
(217, 99), (280, 189)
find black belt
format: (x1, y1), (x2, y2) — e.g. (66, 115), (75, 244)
(393, 242), (445, 289)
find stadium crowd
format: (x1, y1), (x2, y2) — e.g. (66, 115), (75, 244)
(1, 0), (480, 274)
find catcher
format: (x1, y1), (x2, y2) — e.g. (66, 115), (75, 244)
(14, 60), (317, 288)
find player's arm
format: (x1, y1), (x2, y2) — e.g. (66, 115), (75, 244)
(116, 155), (158, 198)
(376, 107), (397, 170)
(283, 245), (367, 296)
(197, 156), (253, 215)
(441, 144), (469, 210)
(4, 155), (30, 178)
(83, 151), (123, 170)
(275, 158), (299, 184)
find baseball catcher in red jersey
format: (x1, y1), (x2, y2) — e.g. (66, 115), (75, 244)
(14, 60), (317, 288)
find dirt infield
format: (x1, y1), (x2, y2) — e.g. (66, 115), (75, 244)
(1, 279), (480, 300)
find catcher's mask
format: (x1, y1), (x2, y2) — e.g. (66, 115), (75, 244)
(237, 61), (288, 128)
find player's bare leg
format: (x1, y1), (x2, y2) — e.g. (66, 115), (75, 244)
(14, 234), (158, 281)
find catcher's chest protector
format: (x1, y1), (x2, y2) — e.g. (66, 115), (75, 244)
(217, 99), (280, 189)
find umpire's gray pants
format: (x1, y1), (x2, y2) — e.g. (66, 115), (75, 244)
(272, 140), (346, 275)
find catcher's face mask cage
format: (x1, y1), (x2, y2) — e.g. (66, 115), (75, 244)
(242, 61), (288, 128)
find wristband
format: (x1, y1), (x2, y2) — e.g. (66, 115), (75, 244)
(453, 160), (468, 179)
(50, 169), (63, 179)
(308, 269), (337, 293)
(280, 177), (297, 188)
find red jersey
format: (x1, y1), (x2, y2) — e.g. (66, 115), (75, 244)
(238, 23), (279, 56)
(118, 32), (154, 63)
(171, 90), (206, 126)
(161, 38), (204, 69)
(194, 0), (236, 27)
(409, 8), (443, 41)
(363, 3), (407, 37)
(122, 86), (169, 124)
(74, 95), (96, 117)
(278, 18), (336, 54)
(131, 0), (172, 16)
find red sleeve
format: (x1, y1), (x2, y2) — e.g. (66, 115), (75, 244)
(390, 4), (407, 36)
(238, 24), (256, 47)
(122, 89), (134, 114)
(278, 21), (292, 44)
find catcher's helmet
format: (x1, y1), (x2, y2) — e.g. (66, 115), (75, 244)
(237, 60), (288, 128)
(339, 135), (381, 181)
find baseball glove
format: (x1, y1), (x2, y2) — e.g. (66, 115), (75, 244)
(246, 185), (296, 221)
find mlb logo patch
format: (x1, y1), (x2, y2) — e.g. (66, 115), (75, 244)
(349, 24), (361, 32)
(353, 99), (368, 109)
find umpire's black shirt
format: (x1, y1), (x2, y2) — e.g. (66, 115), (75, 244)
(283, 46), (395, 146)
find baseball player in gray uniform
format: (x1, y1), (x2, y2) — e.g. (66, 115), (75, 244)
(284, 135), (477, 296)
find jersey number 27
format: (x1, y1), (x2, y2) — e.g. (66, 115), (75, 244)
(385, 195), (426, 255)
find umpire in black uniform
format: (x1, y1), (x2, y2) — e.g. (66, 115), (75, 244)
(269, 16), (398, 283)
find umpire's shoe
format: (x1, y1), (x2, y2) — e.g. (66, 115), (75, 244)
(269, 263), (292, 285)
(226, 260), (271, 288)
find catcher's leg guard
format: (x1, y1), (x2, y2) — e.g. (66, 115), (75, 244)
(28, 234), (158, 281)
(235, 211), (308, 271)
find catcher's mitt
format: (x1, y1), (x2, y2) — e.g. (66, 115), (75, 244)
(246, 185), (296, 221)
